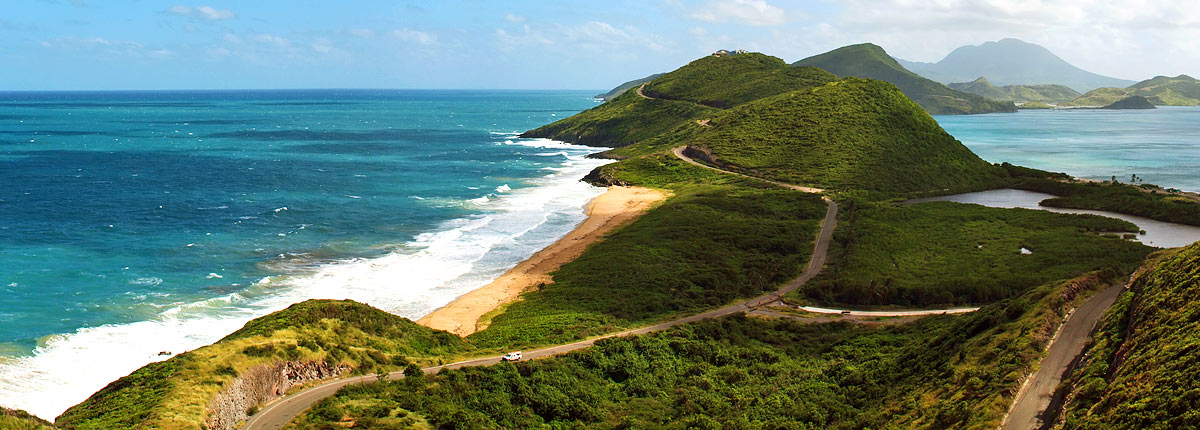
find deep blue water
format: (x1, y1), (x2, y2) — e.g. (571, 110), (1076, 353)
(936, 107), (1200, 192)
(0, 89), (607, 417)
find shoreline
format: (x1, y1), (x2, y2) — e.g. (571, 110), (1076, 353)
(417, 185), (666, 336)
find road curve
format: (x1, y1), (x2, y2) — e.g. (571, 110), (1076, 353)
(245, 162), (837, 429)
(1000, 284), (1124, 430)
(672, 146), (825, 193)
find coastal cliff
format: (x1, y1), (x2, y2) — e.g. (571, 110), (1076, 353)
(205, 360), (349, 430)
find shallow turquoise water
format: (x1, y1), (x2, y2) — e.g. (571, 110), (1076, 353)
(936, 107), (1200, 192)
(0, 90), (606, 417)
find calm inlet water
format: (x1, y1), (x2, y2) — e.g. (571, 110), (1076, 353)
(936, 107), (1200, 192)
(0, 90), (605, 418)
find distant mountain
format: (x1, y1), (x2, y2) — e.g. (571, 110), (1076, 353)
(1061, 75), (1200, 107)
(948, 77), (1080, 103)
(793, 43), (1016, 115)
(1104, 96), (1156, 109)
(897, 38), (1135, 92)
(594, 73), (664, 100)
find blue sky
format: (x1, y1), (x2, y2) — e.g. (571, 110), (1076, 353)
(2, 0), (1197, 90)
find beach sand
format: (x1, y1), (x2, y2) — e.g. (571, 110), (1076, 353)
(416, 186), (667, 336)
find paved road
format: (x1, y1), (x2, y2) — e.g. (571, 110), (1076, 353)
(1000, 284), (1124, 430)
(796, 305), (978, 317)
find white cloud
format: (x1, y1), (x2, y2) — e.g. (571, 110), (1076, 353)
(505, 13), (526, 23)
(251, 33), (291, 49)
(496, 21), (669, 54)
(166, 5), (235, 21)
(690, 0), (788, 26)
(347, 28), (375, 38)
(392, 29), (438, 46)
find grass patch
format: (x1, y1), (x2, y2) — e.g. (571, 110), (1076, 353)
(793, 199), (1152, 306)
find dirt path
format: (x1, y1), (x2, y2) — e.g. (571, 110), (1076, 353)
(635, 83), (651, 99)
(672, 146), (825, 193)
(417, 186), (666, 336)
(1000, 284), (1124, 430)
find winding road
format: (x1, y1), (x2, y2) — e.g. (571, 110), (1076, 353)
(245, 146), (990, 429)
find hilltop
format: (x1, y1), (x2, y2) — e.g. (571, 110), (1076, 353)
(1, 407), (55, 430)
(1104, 95), (1156, 110)
(1062, 75), (1200, 106)
(522, 52), (837, 148)
(949, 77), (1081, 103)
(680, 77), (1008, 192)
(1056, 244), (1200, 428)
(593, 73), (663, 100)
(897, 38), (1135, 92)
(794, 43), (1016, 115)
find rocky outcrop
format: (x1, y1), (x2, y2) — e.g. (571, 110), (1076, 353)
(582, 166), (629, 187)
(204, 360), (350, 430)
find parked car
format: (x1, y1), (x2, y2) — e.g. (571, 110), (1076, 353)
(501, 351), (522, 361)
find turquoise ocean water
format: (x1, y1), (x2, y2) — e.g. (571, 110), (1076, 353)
(0, 90), (607, 418)
(936, 107), (1200, 192)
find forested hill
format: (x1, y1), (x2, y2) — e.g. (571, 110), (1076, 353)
(793, 43), (1017, 115)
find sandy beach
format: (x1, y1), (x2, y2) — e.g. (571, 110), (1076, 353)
(417, 186), (667, 336)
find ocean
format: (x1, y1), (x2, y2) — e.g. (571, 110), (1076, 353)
(0, 89), (607, 418)
(936, 107), (1200, 192)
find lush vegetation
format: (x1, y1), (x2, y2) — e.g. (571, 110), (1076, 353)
(523, 52), (835, 149)
(948, 77), (1080, 103)
(685, 77), (1010, 193)
(286, 270), (1123, 430)
(641, 53), (836, 108)
(793, 43), (1017, 115)
(1057, 244), (1200, 429)
(793, 199), (1150, 306)
(467, 176), (827, 349)
(1014, 178), (1200, 226)
(1, 407), (56, 430)
(1019, 101), (1055, 109)
(55, 300), (470, 430)
(1104, 95), (1156, 109)
(520, 88), (719, 148)
(593, 73), (663, 100)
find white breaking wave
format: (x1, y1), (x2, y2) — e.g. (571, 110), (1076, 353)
(0, 139), (613, 420)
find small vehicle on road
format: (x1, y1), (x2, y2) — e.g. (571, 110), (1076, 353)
(501, 351), (522, 362)
(841, 310), (852, 315)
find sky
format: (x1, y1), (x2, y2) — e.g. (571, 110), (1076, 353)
(1, 0), (1198, 90)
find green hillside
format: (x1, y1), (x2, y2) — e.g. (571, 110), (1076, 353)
(1104, 95), (1156, 109)
(640, 53), (837, 108)
(56, 300), (470, 430)
(1058, 244), (1200, 429)
(1, 408), (56, 430)
(683, 77), (1008, 192)
(1063, 75), (1200, 106)
(793, 43), (1017, 115)
(593, 73), (663, 100)
(948, 77), (1080, 103)
(522, 53), (835, 148)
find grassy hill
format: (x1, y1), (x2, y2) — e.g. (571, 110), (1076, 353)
(2, 408), (56, 430)
(949, 77), (1080, 103)
(1062, 75), (1200, 106)
(793, 43), (1017, 115)
(593, 73), (663, 100)
(683, 77), (1009, 192)
(1104, 95), (1156, 110)
(1057, 244), (1200, 429)
(522, 53), (835, 148)
(55, 300), (470, 430)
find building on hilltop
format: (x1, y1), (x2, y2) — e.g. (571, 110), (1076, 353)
(712, 49), (748, 57)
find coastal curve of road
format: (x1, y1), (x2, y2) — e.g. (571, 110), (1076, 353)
(246, 146), (988, 429)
